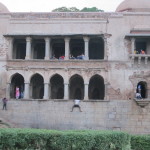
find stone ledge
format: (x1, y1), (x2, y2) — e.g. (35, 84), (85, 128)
(134, 98), (150, 107)
(9, 99), (110, 102)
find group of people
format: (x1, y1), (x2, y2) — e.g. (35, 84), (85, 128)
(134, 49), (146, 54)
(70, 54), (85, 60)
(51, 54), (85, 60)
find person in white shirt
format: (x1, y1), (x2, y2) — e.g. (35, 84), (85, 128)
(136, 92), (142, 100)
(71, 99), (82, 112)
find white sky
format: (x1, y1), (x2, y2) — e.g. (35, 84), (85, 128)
(0, 0), (124, 12)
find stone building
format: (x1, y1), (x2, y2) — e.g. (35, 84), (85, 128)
(0, 0), (150, 134)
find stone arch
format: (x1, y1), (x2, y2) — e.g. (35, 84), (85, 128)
(89, 74), (105, 100)
(30, 73), (44, 99)
(69, 74), (84, 100)
(50, 74), (64, 99)
(89, 37), (104, 59)
(137, 81), (147, 98)
(10, 73), (24, 99)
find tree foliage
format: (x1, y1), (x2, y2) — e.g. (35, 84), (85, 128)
(52, 7), (104, 12)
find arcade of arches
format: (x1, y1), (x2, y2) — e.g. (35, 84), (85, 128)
(8, 35), (106, 60)
(9, 73), (105, 100)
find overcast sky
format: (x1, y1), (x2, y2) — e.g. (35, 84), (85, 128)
(0, 0), (124, 12)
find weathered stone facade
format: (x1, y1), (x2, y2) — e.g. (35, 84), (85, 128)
(0, 0), (150, 134)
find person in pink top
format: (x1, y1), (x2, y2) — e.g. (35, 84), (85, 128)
(16, 87), (20, 99)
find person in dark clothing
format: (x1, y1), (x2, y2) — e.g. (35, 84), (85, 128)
(2, 98), (8, 110)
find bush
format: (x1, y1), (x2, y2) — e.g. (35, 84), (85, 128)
(131, 135), (150, 150)
(0, 128), (130, 150)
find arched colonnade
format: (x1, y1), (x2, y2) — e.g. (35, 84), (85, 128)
(7, 73), (106, 100)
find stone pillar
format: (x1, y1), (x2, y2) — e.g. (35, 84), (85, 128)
(83, 37), (89, 60)
(44, 37), (50, 60)
(104, 37), (108, 60)
(24, 82), (30, 99)
(49, 84), (51, 99)
(131, 38), (135, 54)
(25, 37), (32, 60)
(8, 37), (14, 59)
(104, 82), (109, 100)
(84, 83), (89, 100)
(65, 37), (70, 60)
(64, 83), (69, 99)
(44, 83), (49, 99)
(6, 83), (10, 99)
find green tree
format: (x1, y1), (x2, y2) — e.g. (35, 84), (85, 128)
(52, 7), (104, 12)
(52, 7), (79, 12)
(81, 7), (104, 12)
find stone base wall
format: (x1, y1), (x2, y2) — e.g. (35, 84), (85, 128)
(0, 99), (150, 134)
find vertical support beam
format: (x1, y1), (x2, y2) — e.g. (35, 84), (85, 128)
(25, 37), (32, 60)
(64, 83), (69, 99)
(131, 56), (135, 65)
(131, 38), (135, 54)
(44, 83), (49, 99)
(104, 82), (109, 100)
(83, 37), (89, 60)
(6, 83), (10, 99)
(49, 84), (51, 99)
(24, 82), (30, 99)
(84, 83), (89, 100)
(145, 56), (148, 65)
(138, 56), (141, 66)
(44, 37), (50, 60)
(104, 37), (108, 60)
(65, 37), (70, 60)
(8, 37), (14, 59)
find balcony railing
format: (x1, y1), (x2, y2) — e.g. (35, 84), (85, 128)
(129, 54), (150, 65)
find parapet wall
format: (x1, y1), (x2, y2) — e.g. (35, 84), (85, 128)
(0, 99), (150, 134)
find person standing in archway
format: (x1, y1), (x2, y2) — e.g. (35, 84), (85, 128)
(15, 86), (20, 99)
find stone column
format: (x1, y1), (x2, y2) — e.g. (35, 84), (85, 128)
(44, 83), (49, 99)
(6, 83), (10, 99)
(25, 37), (32, 60)
(104, 37), (108, 60)
(44, 37), (50, 60)
(8, 37), (14, 59)
(65, 37), (70, 60)
(131, 38), (135, 54)
(104, 82), (109, 100)
(84, 83), (89, 100)
(64, 83), (69, 99)
(83, 37), (89, 60)
(24, 82), (30, 99)
(49, 84), (51, 99)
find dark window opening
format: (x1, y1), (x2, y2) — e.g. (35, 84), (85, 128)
(70, 39), (84, 58)
(30, 74), (44, 99)
(10, 73), (24, 99)
(135, 40), (146, 54)
(13, 39), (26, 59)
(69, 74), (84, 100)
(51, 39), (65, 59)
(89, 37), (104, 59)
(89, 75), (105, 100)
(33, 39), (45, 59)
(50, 74), (64, 99)
(137, 81), (147, 99)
